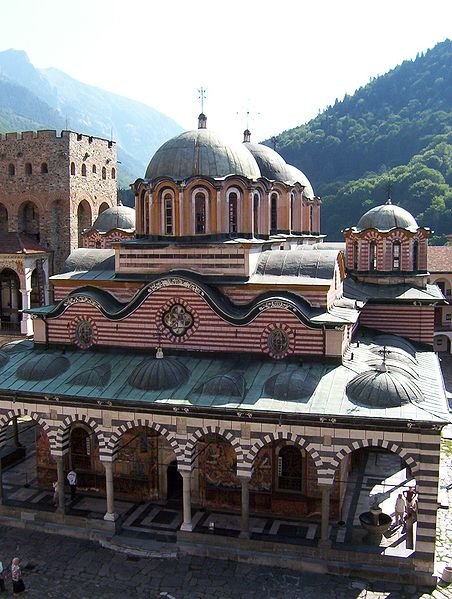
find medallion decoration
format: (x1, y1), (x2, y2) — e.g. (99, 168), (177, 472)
(162, 304), (194, 337)
(71, 317), (98, 349)
(260, 323), (294, 359)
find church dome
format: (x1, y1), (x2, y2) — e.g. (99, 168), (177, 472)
(264, 369), (316, 401)
(285, 165), (315, 199)
(128, 357), (189, 391)
(16, 353), (70, 381)
(92, 205), (136, 232)
(244, 142), (293, 182)
(346, 367), (423, 408)
(356, 201), (418, 232)
(145, 118), (261, 181)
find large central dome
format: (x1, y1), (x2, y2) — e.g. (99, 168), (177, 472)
(145, 126), (261, 181)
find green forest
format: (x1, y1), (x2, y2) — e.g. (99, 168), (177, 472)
(272, 39), (452, 241)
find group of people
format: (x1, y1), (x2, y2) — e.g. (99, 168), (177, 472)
(394, 486), (418, 529)
(0, 557), (26, 596)
(52, 469), (77, 507)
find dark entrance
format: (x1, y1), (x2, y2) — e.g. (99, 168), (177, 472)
(167, 460), (182, 502)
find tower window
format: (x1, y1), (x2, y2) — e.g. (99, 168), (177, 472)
(102, 167), (106, 180)
(8, 164), (15, 176)
(270, 193), (278, 231)
(353, 241), (359, 269)
(81, 163), (87, 177)
(164, 193), (173, 235)
(228, 192), (238, 233)
(111, 167), (116, 180)
(392, 241), (401, 270)
(40, 162), (48, 174)
(369, 241), (377, 271)
(253, 193), (259, 237)
(92, 164), (97, 174)
(413, 240), (419, 270)
(195, 192), (207, 234)
(25, 162), (32, 175)
(70, 162), (76, 175)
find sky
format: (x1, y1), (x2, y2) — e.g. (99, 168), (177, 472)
(0, 0), (451, 143)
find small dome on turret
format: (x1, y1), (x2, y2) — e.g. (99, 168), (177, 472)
(355, 200), (418, 232)
(92, 205), (136, 232)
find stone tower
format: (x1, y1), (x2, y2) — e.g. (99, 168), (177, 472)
(0, 130), (117, 273)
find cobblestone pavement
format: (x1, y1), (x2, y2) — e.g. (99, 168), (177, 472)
(0, 527), (450, 599)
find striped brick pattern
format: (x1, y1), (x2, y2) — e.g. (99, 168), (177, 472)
(359, 304), (434, 344)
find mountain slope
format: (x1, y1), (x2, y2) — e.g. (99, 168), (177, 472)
(272, 39), (452, 239)
(0, 49), (183, 185)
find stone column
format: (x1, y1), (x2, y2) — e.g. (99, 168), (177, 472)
(319, 484), (331, 547)
(55, 455), (66, 513)
(103, 461), (118, 521)
(19, 287), (33, 335)
(12, 415), (22, 447)
(239, 475), (251, 539)
(180, 470), (193, 532)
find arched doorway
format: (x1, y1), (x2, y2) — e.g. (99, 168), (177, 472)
(18, 201), (40, 241)
(167, 460), (182, 503)
(0, 269), (21, 332)
(77, 200), (92, 248)
(98, 202), (110, 216)
(66, 423), (101, 491)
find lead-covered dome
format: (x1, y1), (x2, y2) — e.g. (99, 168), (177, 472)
(356, 201), (418, 232)
(146, 122), (261, 181)
(346, 367), (423, 408)
(92, 205), (136, 232)
(244, 141), (294, 182)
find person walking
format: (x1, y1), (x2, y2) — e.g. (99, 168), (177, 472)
(394, 493), (406, 526)
(11, 557), (25, 596)
(67, 469), (77, 500)
(0, 559), (6, 593)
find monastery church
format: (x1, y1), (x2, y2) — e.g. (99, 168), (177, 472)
(0, 115), (449, 584)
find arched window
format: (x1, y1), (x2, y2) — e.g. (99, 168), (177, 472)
(309, 205), (313, 231)
(98, 202), (109, 215)
(25, 162), (32, 175)
(77, 200), (92, 247)
(102, 167), (106, 180)
(163, 192), (173, 235)
(92, 164), (97, 174)
(19, 201), (40, 240)
(111, 167), (116, 180)
(70, 162), (76, 175)
(228, 191), (238, 234)
(0, 204), (8, 233)
(141, 189), (148, 236)
(8, 163), (15, 176)
(270, 193), (278, 231)
(81, 163), (87, 177)
(277, 445), (303, 492)
(392, 240), (401, 270)
(253, 193), (260, 237)
(369, 241), (377, 271)
(290, 193), (295, 232)
(353, 241), (359, 269)
(40, 162), (48, 174)
(413, 240), (419, 271)
(195, 191), (207, 234)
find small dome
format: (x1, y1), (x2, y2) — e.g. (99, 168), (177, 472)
(16, 353), (70, 381)
(244, 142), (293, 181)
(264, 370), (317, 401)
(0, 351), (9, 369)
(346, 368), (423, 408)
(128, 357), (189, 391)
(63, 248), (115, 272)
(145, 127), (261, 181)
(69, 363), (111, 387)
(356, 201), (418, 232)
(92, 205), (136, 232)
(197, 371), (245, 398)
(285, 165), (315, 199)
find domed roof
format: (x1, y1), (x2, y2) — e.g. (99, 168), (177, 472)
(92, 205), (136, 232)
(196, 371), (246, 399)
(356, 201), (418, 232)
(346, 367), (423, 408)
(285, 165), (315, 199)
(244, 142), (294, 182)
(16, 353), (70, 381)
(128, 357), (189, 391)
(69, 363), (111, 387)
(146, 122), (261, 181)
(264, 369), (317, 401)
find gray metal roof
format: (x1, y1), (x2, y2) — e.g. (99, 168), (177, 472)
(285, 165), (315, 199)
(62, 249), (115, 273)
(255, 249), (338, 280)
(91, 206), (135, 233)
(244, 142), (294, 182)
(145, 129), (261, 181)
(355, 202), (419, 232)
(344, 278), (444, 302)
(0, 336), (448, 423)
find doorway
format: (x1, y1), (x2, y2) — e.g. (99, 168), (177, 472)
(167, 460), (182, 503)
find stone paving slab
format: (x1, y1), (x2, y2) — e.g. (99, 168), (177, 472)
(0, 526), (449, 599)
